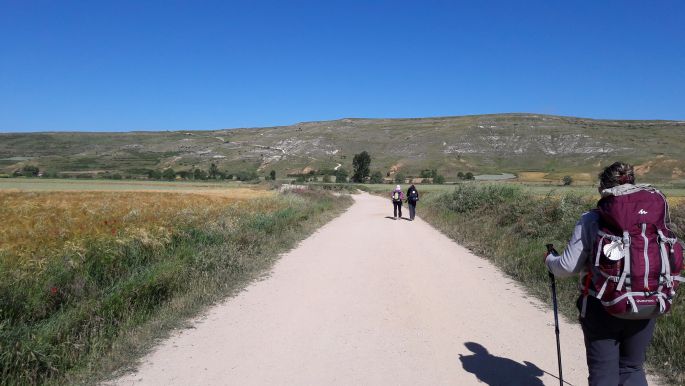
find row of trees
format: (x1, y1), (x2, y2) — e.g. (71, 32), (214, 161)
(148, 164), (267, 182)
(294, 168), (348, 183)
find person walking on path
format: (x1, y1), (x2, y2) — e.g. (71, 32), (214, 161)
(544, 162), (679, 386)
(406, 184), (419, 221)
(390, 185), (405, 220)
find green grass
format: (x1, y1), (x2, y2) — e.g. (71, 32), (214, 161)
(0, 178), (249, 192)
(0, 189), (352, 385)
(420, 184), (685, 384)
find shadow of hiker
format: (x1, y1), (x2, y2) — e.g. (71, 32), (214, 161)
(459, 342), (545, 386)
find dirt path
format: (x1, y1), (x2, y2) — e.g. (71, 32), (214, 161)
(112, 193), (656, 385)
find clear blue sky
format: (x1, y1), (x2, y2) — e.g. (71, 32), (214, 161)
(1, 0), (684, 132)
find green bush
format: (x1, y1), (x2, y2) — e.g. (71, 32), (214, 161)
(370, 171), (383, 184)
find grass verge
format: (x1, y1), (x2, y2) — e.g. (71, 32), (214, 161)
(420, 184), (685, 384)
(0, 189), (352, 385)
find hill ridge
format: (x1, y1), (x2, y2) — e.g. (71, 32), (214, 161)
(2, 113), (685, 182)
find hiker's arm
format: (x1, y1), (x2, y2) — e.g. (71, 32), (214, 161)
(545, 212), (597, 277)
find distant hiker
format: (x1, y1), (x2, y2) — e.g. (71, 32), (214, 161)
(406, 184), (419, 221)
(390, 185), (405, 220)
(545, 162), (683, 386)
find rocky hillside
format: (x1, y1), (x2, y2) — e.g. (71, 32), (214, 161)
(2, 114), (685, 182)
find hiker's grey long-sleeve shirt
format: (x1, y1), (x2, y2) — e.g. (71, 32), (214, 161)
(545, 211), (599, 278)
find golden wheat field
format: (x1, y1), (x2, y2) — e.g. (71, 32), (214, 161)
(0, 186), (275, 268)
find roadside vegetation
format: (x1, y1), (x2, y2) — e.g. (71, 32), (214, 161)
(0, 187), (352, 385)
(420, 184), (685, 384)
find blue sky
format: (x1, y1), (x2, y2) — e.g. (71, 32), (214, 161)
(1, 0), (684, 132)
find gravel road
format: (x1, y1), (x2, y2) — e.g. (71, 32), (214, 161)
(113, 192), (659, 385)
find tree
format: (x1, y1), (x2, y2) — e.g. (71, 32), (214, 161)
(269, 170), (276, 181)
(335, 168), (348, 183)
(457, 172), (465, 180)
(420, 169), (438, 179)
(562, 175), (573, 186)
(194, 168), (208, 180)
(465, 172), (474, 180)
(394, 172), (405, 184)
(162, 168), (176, 180)
(21, 165), (39, 177)
(148, 170), (162, 180)
(236, 170), (259, 181)
(351, 151), (371, 183)
(370, 171), (384, 184)
(434, 174), (445, 184)
(209, 163), (219, 179)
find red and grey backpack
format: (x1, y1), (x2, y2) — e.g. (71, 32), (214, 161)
(583, 184), (684, 319)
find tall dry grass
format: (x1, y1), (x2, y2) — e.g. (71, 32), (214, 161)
(0, 191), (272, 266)
(0, 188), (350, 385)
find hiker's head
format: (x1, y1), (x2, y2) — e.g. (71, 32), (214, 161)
(598, 161), (635, 192)
(395, 185), (401, 190)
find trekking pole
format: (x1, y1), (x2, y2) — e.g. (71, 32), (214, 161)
(546, 243), (563, 386)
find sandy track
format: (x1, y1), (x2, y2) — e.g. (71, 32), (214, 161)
(112, 193), (655, 385)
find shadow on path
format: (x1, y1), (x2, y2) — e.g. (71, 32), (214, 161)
(459, 342), (545, 386)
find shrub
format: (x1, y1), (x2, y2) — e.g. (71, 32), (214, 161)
(335, 169), (348, 183)
(236, 170), (259, 182)
(394, 172), (405, 184)
(22, 165), (40, 177)
(162, 168), (176, 181)
(370, 171), (384, 184)
(563, 175), (573, 186)
(193, 168), (208, 180)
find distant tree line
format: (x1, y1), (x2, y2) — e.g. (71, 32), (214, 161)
(7, 163), (271, 182)
(148, 163), (265, 182)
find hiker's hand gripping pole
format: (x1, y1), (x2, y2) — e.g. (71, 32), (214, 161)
(546, 243), (563, 386)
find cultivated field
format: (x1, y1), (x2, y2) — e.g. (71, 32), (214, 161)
(0, 179), (351, 385)
(0, 178), (271, 196)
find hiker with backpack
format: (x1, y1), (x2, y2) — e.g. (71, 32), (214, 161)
(544, 162), (683, 386)
(390, 185), (405, 220)
(406, 184), (419, 221)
